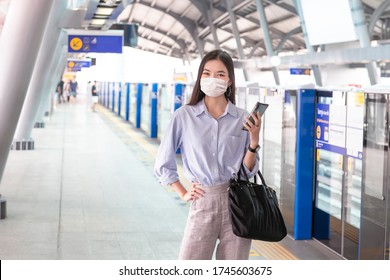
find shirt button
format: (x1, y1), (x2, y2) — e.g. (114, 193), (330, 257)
(212, 153), (215, 156)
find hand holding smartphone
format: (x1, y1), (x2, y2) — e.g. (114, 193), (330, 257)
(242, 102), (269, 131)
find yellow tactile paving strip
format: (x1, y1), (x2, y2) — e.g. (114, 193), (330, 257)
(99, 105), (299, 260)
(252, 240), (299, 260)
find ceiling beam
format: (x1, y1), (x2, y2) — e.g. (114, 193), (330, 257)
(235, 44), (390, 69)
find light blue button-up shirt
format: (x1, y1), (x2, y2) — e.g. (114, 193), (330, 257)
(154, 99), (260, 186)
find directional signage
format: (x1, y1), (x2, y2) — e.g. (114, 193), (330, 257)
(290, 68), (311, 75)
(315, 102), (347, 155)
(68, 34), (122, 53)
(67, 59), (91, 72)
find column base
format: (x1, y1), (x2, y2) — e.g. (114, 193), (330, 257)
(11, 138), (35, 150)
(0, 195), (6, 219)
(34, 122), (45, 128)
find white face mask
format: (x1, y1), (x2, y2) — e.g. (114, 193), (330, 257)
(200, 78), (228, 98)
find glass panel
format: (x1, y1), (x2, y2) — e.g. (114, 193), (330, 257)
(360, 92), (388, 259)
(120, 83), (126, 119)
(364, 94), (387, 199)
(345, 91), (364, 228)
(336, 91), (364, 259)
(263, 88), (283, 198)
(283, 91), (297, 168)
(246, 87), (260, 112)
(345, 158), (362, 227)
(387, 181), (390, 260)
(129, 83), (137, 125)
(141, 84), (150, 133)
(236, 87), (247, 109)
(316, 150), (343, 218)
(343, 156), (361, 259)
(104, 82), (108, 107)
(158, 84), (173, 140)
(280, 89), (297, 233)
(183, 84), (193, 104)
(314, 90), (346, 256)
(113, 82), (118, 111)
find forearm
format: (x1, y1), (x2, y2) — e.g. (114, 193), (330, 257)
(170, 181), (188, 199)
(243, 149), (257, 171)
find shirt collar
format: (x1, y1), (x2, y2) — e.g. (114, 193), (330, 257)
(193, 98), (239, 118)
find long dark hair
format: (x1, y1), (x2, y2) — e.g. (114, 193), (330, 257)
(187, 49), (236, 105)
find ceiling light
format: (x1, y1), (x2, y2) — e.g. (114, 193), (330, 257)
(270, 56), (281, 66)
(96, 7), (114, 16)
(91, 19), (106, 26)
(104, 0), (116, 6)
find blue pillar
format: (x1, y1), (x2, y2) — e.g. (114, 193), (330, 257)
(118, 82), (122, 117)
(125, 83), (130, 121)
(111, 82), (115, 112)
(136, 83), (143, 128)
(293, 88), (316, 240)
(150, 83), (158, 138)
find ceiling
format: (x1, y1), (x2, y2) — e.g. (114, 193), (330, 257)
(1, 0), (390, 63)
(80, 0), (390, 62)
(116, 0), (307, 60)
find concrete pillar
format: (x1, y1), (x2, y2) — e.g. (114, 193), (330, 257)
(0, 0), (54, 213)
(38, 34), (68, 122)
(13, 0), (67, 148)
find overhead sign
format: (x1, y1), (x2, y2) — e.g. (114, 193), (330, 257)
(67, 59), (91, 72)
(290, 68), (311, 75)
(68, 34), (123, 53)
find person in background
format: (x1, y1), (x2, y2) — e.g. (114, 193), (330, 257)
(63, 80), (71, 102)
(56, 79), (64, 104)
(154, 49), (262, 260)
(69, 78), (78, 104)
(91, 81), (98, 112)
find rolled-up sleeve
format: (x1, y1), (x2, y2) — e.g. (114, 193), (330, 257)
(154, 110), (183, 185)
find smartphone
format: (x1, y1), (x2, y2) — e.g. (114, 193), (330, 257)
(242, 102), (269, 131)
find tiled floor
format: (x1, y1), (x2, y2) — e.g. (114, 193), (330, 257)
(0, 95), (343, 260)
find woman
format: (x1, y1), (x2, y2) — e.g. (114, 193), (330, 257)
(154, 49), (262, 260)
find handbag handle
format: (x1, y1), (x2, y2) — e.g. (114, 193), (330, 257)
(238, 162), (268, 188)
(239, 164), (277, 199)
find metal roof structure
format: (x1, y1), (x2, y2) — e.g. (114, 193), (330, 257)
(1, 0), (390, 69)
(78, 0), (389, 63)
(115, 0), (306, 60)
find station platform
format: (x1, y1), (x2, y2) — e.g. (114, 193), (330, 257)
(0, 95), (344, 260)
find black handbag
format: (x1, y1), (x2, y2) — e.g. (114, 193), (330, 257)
(228, 164), (287, 242)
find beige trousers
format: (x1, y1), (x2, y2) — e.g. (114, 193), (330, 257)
(178, 182), (252, 260)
